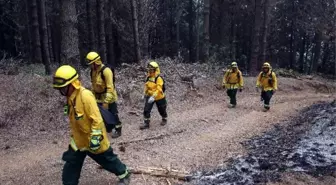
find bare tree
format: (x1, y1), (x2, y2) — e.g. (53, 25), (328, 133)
(176, 1), (183, 58)
(130, 0), (141, 62)
(105, 0), (115, 66)
(188, 0), (195, 62)
(203, 0), (210, 62)
(37, 0), (51, 74)
(260, 0), (271, 65)
(96, 0), (107, 62)
(30, 0), (42, 62)
(86, 0), (96, 50)
(249, 0), (263, 74)
(59, 0), (80, 67)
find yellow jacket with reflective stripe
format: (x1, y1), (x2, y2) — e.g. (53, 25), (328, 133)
(91, 64), (118, 103)
(68, 87), (110, 154)
(256, 70), (278, 91)
(144, 67), (165, 101)
(222, 69), (244, 89)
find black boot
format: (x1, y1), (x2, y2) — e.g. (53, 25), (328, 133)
(161, 118), (167, 126)
(140, 120), (150, 130)
(111, 127), (122, 138)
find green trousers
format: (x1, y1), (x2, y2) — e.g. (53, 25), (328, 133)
(226, 89), (238, 105)
(62, 146), (128, 185)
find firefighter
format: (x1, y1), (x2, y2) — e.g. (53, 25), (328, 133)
(222, 62), (244, 108)
(86, 51), (122, 138)
(256, 62), (278, 111)
(52, 65), (130, 185)
(140, 61), (168, 130)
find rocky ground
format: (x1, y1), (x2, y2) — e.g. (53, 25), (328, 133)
(0, 59), (335, 185)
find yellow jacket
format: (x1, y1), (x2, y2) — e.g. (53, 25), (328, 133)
(144, 67), (165, 101)
(256, 70), (278, 91)
(68, 86), (110, 154)
(91, 64), (118, 103)
(222, 69), (244, 89)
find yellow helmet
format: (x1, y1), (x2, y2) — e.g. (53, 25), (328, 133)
(53, 65), (79, 88)
(86, 51), (101, 65)
(262, 62), (271, 68)
(148, 61), (159, 69)
(231, 62), (238, 68)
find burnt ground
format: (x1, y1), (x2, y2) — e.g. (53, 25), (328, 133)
(194, 101), (336, 185)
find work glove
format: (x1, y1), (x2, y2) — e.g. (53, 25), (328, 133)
(89, 132), (103, 151)
(147, 96), (155, 104)
(102, 103), (109, 109)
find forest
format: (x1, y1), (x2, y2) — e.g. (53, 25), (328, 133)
(0, 0), (335, 75)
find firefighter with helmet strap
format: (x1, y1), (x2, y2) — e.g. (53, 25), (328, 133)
(86, 51), (123, 138)
(222, 62), (244, 108)
(140, 61), (168, 130)
(52, 65), (130, 185)
(256, 62), (278, 111)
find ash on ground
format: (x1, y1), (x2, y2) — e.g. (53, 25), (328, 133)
(193, 101), (336, 185)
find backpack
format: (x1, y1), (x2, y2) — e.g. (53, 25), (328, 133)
(146, 75), (166, 92)
(90, 65), (116, 88)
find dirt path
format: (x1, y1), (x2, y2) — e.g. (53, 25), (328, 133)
(0, 91), (334, 185)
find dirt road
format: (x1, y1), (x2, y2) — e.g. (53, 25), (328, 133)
(0, 89), (334, 185)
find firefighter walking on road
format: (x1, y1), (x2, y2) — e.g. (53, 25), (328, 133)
(140, 61), (168, 130)
(52, 65), (130, 185)
(222, 62), (244, 108)
(86, 51), (123, 138)
(256, 62), (278, 111)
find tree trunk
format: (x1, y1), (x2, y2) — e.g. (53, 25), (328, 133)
(188, 0), (195, 62)
(51, 0), (61, 64)
(130, 0), (141, 63)
(31, 0), (42, 62)
(162, 0), (167, 56)
(25, 0), (34, 63)
(203, 0), (210, 63)
(47, 17), (54, 63)
(87, 0), (96, 50)
(249, 0), (263, 74)
(176, 1), (182, 58)
(298, 32), (306, 73)
(260, 0), (270, 67)
(96, 0), (107, 63)
(105, 0), (115, 67)
(289, 21), (295, 69)
(37, 0), (51, 74)
(320, 41), (330, 73)
(59, 0), (80, 68)
(229, 1), (236, 61)
(310, 31), (322, 73)
(195, 0), (200, 62)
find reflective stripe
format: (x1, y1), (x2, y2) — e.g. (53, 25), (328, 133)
(264, 104), (270, 108)
(118, 169), (129, 179)
(115, 124), (122, 128)
(91, 129), (102, 135)
(144, 118), (150, 121)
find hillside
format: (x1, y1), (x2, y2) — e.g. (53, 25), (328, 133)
(0, 60), (335, 185)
